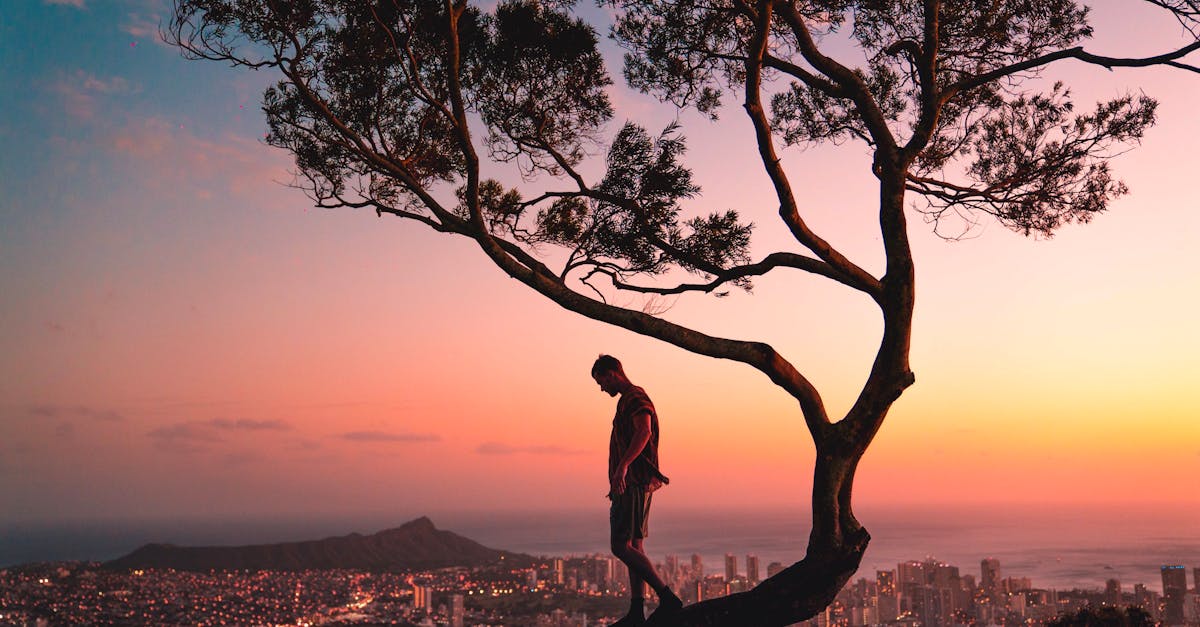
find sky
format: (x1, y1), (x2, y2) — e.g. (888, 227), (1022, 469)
(1, 1), (1197, 530)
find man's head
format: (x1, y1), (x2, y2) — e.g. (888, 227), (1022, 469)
(591, 354), (628, 397)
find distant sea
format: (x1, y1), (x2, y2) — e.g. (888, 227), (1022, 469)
(3, 504), (1196, 592)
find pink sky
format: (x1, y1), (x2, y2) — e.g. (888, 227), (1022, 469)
(1, 2), (1197, 525)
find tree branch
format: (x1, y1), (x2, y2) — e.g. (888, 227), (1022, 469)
(601, 251), (882, 300)
(945, 41), (1200, 100)
(774, 1), (899, 153)
(477, 227), (834, 438)
(742, 1), (884, 303)
(902, 0), (942, 160)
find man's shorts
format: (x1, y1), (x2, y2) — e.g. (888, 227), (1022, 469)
(610, 485), (652, 541)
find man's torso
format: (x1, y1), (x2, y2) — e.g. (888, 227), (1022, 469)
(608, 385), (665, 487)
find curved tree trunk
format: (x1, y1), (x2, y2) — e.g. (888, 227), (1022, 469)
(658, 164), (914, 627)
(663, 448), (872, 627)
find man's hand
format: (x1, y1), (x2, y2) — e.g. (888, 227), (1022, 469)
(609, 463), (628, 497)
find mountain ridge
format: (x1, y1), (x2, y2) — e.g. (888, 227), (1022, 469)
(104, 516), (533, 572)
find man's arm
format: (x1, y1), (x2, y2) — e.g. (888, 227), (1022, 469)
(610, 409), (652, 496)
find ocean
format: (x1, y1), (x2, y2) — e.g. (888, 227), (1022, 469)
(2, 504), (1196, 592)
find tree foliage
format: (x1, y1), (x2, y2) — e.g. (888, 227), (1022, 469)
(167, 1), (1199, 624)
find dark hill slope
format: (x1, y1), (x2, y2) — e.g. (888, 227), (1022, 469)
(104, 517), (531, 572)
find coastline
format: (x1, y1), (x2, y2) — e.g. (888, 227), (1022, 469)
(3, 503), (1196, 591)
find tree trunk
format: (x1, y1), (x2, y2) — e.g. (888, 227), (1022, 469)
(661, 445), (870, 627)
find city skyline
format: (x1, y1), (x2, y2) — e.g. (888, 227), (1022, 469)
(2, 1), (1198, 527)
(4, 548), (1198, 626)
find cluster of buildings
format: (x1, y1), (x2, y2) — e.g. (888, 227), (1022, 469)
(2, 556), (1197, 626)
(794, 559), (1200, 627)
(0, 565), (412, 625)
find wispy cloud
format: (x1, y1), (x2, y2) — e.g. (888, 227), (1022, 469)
(107, 116), (290, 196)
(208, 418), (291, 431)
(340, 431), (441, 443)
(122, 12), (161, 41)
(29, 405), (125, 422)
(147, 418), (294, 452)
(44, 0), (86, 8)
(147, 422), (227, 453)
(81, 75), (133, 94)
(52, 70), (138, 120)
(476, 442), (586, 456)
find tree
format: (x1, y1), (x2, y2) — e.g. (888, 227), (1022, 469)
(166, 1), (1199, 624)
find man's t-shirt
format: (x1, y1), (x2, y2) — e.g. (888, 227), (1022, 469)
(608, 385), (669, 490)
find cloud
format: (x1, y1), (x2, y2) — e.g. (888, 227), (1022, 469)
(122, 12), (162, 41)
(476, 442), (587, 456)
(29, 405), (125, 422)
(81, 75), (132, 94)
(147, 422), (225, 453)
(44, 0), (86, 7)
(51, 70), (138, 120)
(148, 422), (226, 444)
(107, 117), (291, 196)
(340, 431), (441, 443)
(147, 418), (293, 452)
(208, 418), (292, 431)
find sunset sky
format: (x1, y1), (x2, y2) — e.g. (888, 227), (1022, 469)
(1, 1), (1197, 529)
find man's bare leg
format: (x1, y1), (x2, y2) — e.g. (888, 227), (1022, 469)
(611, 538), (682, 624)
(611, 537), (647, 625)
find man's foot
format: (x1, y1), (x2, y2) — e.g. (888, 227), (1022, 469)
(646, 592), (683, 624)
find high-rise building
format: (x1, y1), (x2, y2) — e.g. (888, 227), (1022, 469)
(981, 558), (1001, 598)
(725, 553), (738, 583)
(1162, 565), (1188, 625)
(931, 562), (960, 589)
(698, 574), (729, 602)
(587, 555), (614, 591)
(877, 570), (896, 596)
(1135, 583), (1160, 620)
(449, 594), (465, 627)
(899, 560), (928, 586)
(1004, 576), (1031, 593)
(1106, 579), (1122, 606)
(553, 558), (565, 585)
(412, 583), (434, 614)
(878, 592), (900, 623)
(1183, 591), (1200, 624)
(665, 554), (680, 579)
(691, 554), (704, 578)
(767, 561), (785, 579)
(746, 554), (760, 585)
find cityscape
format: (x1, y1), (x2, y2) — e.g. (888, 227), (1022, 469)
(2, 552), (1197, 626)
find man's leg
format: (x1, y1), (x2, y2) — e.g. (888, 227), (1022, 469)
(611, 536), (646, 626)
(614, 538), (666, 592)
(614, 533), (681, 614)
(610, 489), (647, 626)
(610, 488), (683, 625)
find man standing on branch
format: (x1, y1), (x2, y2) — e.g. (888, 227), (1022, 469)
(592, 354), (683, 625)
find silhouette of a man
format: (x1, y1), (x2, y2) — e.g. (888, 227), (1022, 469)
(592, 354), (683, 625)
